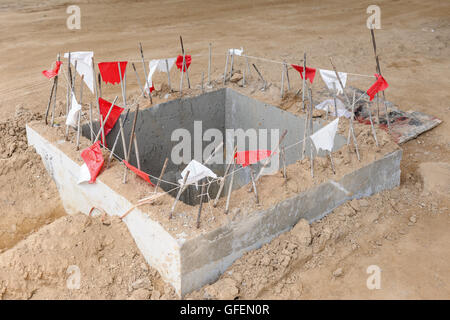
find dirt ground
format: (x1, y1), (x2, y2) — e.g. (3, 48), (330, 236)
(0, 0), (449, 299)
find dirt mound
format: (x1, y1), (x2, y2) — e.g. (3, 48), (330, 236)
(0, 106), (64, 251)
(0, 213), (178, 300)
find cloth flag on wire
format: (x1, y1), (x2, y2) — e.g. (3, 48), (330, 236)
(310, 118), (340, 152)
(315, 98), (351, 118)
(98, 98), (124, 137)
(145, 58), (176, 93)
(176, 55), (192, 72)
(64, 51), (94, 93)
(291, 64), (316, 84)
(123, 160), (155, 186)
(79, 141), (104, 184)
(42, 61), (62, 79)
(234, 150), (272, 167)
(98, 62), (128, 85)
(366, 74), (389, 101)
(229, 48), (244, 56)
(319, 69), (347, 95)
(178, 159), (217, 188)
(66, 92), (82, 127)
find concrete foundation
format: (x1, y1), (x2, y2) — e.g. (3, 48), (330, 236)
(27, 88), (402, 296)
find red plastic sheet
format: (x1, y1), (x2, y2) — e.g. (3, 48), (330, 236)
(123, 160), (155, 186)
(98, 98), (124, 137)
(98, 61), (128, 84)
(234, 150), (272, 167)
(42, 61), (62, 79)
(176, 55), (192, 72)
(81, 141), (104, 183)
(367, 74), (389, 101)
(291, 64), (316, 84)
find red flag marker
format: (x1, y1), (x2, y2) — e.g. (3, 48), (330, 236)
(123, 160), (155, 186)
(81, 141), (104, 183)
(98, 98), (124, 137)
(234, 150), (272, 167)
(98, 62), (128, 84)
(176, 55), (191, 72)
(367, 74), (389, 101)
(291, 64), (316, 84)
(42, 61), (62, 79)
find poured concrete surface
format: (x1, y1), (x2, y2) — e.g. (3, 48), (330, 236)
(27, 90), (402, 296)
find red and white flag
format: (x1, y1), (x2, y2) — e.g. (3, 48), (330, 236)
(367, 74), (389, 101)
(79, 141), (104, 184)
(98, 62), (128, 84)
(145, 58), (176, 93)
(291, 64), (316, 84)
(176, 55), (191, 72)
(42, 61), (62, 79)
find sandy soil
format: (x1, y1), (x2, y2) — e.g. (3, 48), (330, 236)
(0, 0), (449, 299)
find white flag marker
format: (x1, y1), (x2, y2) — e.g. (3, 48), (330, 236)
(319, 69), (347, 95)
(145, 58), (176, 90)
(77, 163), (91, 184)
(64, 51), (94, 93)
(315, 98), (351, 118)
(310, 118), (340, 152)
(66, 92), (82, 127)
(228, 48), (244, 56)
(178, 160), (217, 188)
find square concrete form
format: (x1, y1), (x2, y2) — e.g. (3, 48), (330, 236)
(27, 88), (402, 296)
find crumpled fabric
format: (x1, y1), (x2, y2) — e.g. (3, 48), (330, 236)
(123, 160), (155, 186)
(319, 69), (347, 94)
(234, 150), (272, 167)
(178, 159), (217, 188)
(291, 64), (316, 84)
(315, 98), (351, 118)
(66, 92), (82, 127)
(42, 61), (62, 79)
(80, 141), (104, 183)
(64, 51), (94, 93)
(98, 97), (124, 136)
(310, 118), (340, 152)
(176, 55), (191, 72)
(98, 61), (128, 84)
(367, 74), (389, 101)
(229, 48), (244, 56)
(145, 58), (176, 92)
(77, 163), (91, 184)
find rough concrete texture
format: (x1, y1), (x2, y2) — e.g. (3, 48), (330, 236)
(179, 149), (402, 294)
(84, 88), (347, 203)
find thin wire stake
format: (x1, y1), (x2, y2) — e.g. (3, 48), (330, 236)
(154, 158), (169, 194)
(223, 52), (229, 85)
(196, 179), (206, 228)
(132, 62), (146, 97)
(139, 42), (153, 104)
(165, 59), (172, 92)
(170, 170), (190, 218)
(224, 161), (236, 214)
